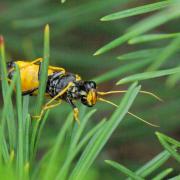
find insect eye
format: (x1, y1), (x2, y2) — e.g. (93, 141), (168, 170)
(84, 81), (96, 90)
(7, 61), (15, 69)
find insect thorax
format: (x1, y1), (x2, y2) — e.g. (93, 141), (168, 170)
(46, 72), (81, 99)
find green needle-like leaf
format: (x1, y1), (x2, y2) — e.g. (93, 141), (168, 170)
(36, 24), (50, 113)
(117, 48), (160, 61)
(15, 66), (24, 179)
(128, 33), (180, 44)
(56, 118), (106, 180)
(105, 160), (144, 180)
(43, 113), (73, 180)
(94, 2), (180, 55)
(156, 132), (180, 147)
(101, 1), (172, 21)
(166, 71), (180, 87)
(147, 36), (180, 71)
(69, 82), (140, 180)
(117, 67), (180, 85)
(152, 168), (173, 180)
(127, 150), (171, 179)
(68, 109), (97, 155)
(156, 132), (180, 163)
(30, 24), (50, 162)
(169, 175), (180, 180)
(0, 35), (16, 152)
(94, 58), (153, 84)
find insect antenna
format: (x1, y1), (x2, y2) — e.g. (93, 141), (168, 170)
(98, 97), (159, 127)
(97, 90), (163, 102)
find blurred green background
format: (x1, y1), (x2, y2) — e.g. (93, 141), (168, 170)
(0, 0), (180, 179)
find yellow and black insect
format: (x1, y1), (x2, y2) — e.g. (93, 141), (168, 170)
(7, 58), (162, 126)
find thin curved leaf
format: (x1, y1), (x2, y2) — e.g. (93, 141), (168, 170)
(101, 1), (171, 21)
(117, 67), (180, 85)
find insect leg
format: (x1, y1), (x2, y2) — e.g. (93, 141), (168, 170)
(38, 63), (66, 80)
(33, 82), (73, 120)
(45, 82), (73, 106)
(48, 66), (65, 73)
(33, 101), (62, 119)
(9, 58), (43, 74)
(26, 58), (43, 66)
(66, 97), (80, 125)
(44, 101), (62, 110)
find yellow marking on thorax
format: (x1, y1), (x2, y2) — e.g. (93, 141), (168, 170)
(75, 74), (82, 81)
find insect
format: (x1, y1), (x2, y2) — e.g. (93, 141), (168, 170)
(7, 58), (162, 126)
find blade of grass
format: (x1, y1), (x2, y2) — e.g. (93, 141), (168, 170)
(15, 65), (24, 179)
(166, 71), (180, 87)
(77, 119), (106, 157)
(56, 118), (106, 180)
(22, 96), (29, 125)
(22, 96), (30, 176)
(0, 71), (18, 164)
(31, 110), (49, 164)
(117, 48), (161, 61)
(43, 113), (73, 180)
(94, 2), (180, 56)
(117, 66), (180, 85)
(0, 126), (9, 164)
(69, 105), (87, 145)
(30, 24), (50, 162)
(0, 126), (3, 164)
(147, 36), (180, 71)
(127, 150), (171, 179)
(68, 109), (97, 155)
(158, 139), (180, 163)
(128, 33), (180, 44)
(152, 168), (173, 180)
(156, 132), (180, 147)
(156, 132), (180, 162)
(36, 24), (50, 113)
(101, 1), (172, 21)
(105, 160), (144, 180)
(22, 95), (30, 173)
(93, 58), (153, 84)
(169, 175), (180, 180)
(0, 35), (16, 151)
(69, 82), (140, 180)
(31, 149), (53, 180)
(24, 114), (31, 174)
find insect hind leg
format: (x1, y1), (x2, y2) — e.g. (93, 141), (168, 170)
(48, 66), (65, 73)
(32, 101), (62, 120)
